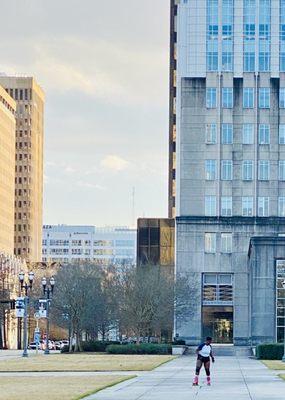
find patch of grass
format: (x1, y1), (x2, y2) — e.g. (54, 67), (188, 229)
(0, 354), (175, 372)
(262, 360), (285, 370)
(279, 374), (285, 381)
(0, 375), (134, 400)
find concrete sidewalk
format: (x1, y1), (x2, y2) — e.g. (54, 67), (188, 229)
(87, 355), (285, 400)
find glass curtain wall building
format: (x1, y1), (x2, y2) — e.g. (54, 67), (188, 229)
(174, 0), (285, 345)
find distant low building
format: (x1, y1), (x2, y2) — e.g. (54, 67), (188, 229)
(42, 225), (137, 266)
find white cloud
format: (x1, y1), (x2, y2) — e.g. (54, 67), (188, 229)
(100, 155), (130, 172)
(77, 181), (106, 190)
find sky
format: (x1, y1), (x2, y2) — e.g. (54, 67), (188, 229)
(0, 0), (170, 227)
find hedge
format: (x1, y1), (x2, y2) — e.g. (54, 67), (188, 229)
(256, 343), (284, 360)
(81, 341), (120, 352)
(106, 343), (172, 355)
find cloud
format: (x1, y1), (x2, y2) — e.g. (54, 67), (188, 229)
(77, 181), (106, 190)
(100, 155), (130, 172)
(64, 166), (76, 174)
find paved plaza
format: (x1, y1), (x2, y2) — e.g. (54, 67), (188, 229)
(87, 355), (285, 400)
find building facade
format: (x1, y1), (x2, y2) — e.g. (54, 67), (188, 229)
(42, 225), (137, 266)
(174, 0), (285, 345)
(0, 86), (16, 254)
(137, 218), (175, 268)
(0, 76), (44, 263)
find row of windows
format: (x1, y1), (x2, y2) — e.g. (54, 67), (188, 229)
(205, 159), (285, 181)
(42, 239), (135, 247)
(6, 88), (32, 101)
(205, 123), (285, 144)
(42, 248), (135, 256)
(204, 196), (285, 217)
(206, 87), (275, 109)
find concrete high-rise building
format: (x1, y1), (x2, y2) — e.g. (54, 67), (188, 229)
(174, 1), (285, 345)
(0, 86), (16, 254)
(0, 76), (44, 263)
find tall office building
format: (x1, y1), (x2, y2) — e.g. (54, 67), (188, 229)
(0, 86), (16, 254)
(169, 0), (178, 218)
(174, 1), (285, 345)
(0, 76), (44, 263)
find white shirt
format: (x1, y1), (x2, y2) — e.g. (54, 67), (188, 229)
(198, 344), (212, 357)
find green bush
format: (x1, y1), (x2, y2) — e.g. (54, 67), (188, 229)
(256, 343), (284, 360)
(106, 343), (172, 355)
(81, 341), (120, 352)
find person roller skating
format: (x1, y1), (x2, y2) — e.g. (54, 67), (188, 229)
(193, 336), (215, 386)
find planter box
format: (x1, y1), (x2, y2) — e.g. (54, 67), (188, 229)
(172, 346), (186, 355)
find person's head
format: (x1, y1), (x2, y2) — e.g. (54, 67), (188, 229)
(206, 337), (212, 345)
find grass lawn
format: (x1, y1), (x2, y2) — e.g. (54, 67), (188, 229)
(0, 375), (133, 400)
(280, 374), (285, 381)
(0, 354), (175, 372)
(262, 360), (285, 370)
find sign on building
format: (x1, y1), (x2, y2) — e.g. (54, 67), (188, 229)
(15, 297), (25, 318)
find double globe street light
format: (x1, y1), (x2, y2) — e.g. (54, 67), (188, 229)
(41, 276), (55, 355)
(18, 271), (34, 357)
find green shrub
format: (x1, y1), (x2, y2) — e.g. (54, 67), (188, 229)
(256, 343), (284, 360)
(106, 343), (172, 355)
(172, 340), (186, 346)
(81, 341), (120, 352)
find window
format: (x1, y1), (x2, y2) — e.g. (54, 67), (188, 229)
(205, 233), (216, 253)
(206, 88), (217, 108)
(258, 197), (269, 216)
(205, 160), (216, 180)
(222, 88), (233, 108)
(221, 233), (232, 253)
(259, 88), (270, 108)
(221, 160), (233, 180)
(280, 0), (285, 71)
(258, 124), (270, 144)
(243, 124), (254, 144)
(207, 0), (219, 71)
(258, 160), (270, 180)
(259, 0), (271, 72)
(279, 161), (285, 181)
(222, 0), (234, 71)
(243, 88), (254, 108)
(243, 160), (253, 180)
(206, 124), (217, 144)
(279, 197), (285, 217)
(276, 260), (285, 342)
(205, 196), (217, 216)
(222, 123), (233, 144)
(221, 196), (232, 216)
(280, 88), (285, 108)
(203, 273), (233, 304)
(244, 0), (255, 72)
(280, 125), (285, 144)
(242, 196), (254, 216)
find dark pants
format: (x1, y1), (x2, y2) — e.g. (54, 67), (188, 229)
(195, 355), (211, 377)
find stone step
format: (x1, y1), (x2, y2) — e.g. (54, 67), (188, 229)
(186, 345), (253, 357)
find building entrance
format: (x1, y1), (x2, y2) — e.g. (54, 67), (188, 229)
(202, 307), (233, 344)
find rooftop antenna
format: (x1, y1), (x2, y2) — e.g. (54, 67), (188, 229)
(132, 187), (135, 228)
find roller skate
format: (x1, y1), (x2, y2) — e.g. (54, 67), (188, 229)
(193, 376), (199, 386)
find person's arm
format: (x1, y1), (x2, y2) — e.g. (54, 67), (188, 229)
(210, 346), (215, 362)
(196, 343), (204, 355)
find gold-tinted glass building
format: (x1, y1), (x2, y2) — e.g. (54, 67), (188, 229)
(0, 76), (44, 262)
(0, 86), (16, 254)
(137, 218), (175, 268)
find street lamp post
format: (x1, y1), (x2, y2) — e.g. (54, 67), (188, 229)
(283, 280), (285, 363)
(19, 271), (34, 357)
(41, 276), (55, 355)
